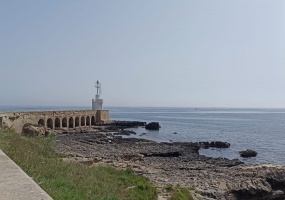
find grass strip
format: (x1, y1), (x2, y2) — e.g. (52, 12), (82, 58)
(0, 128), (157, 200)
(170, 185), (194, 200)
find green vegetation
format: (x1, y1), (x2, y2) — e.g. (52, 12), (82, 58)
(164, 183), (174, 192)
(189, 187), (202, 195)
(168, 185), (194, 200)
(0, 128), (157, 200)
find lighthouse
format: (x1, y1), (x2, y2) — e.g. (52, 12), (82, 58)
(92, 80), (103, 110)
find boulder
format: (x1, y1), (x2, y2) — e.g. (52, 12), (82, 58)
(145, 122), (161, 130)
(22, 123), (45, 136)
(239, 149), (258, 157)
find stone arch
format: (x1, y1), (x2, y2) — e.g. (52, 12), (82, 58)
(69, 117), (74, 128)
(38, 119), (45, 127)
(62, 118), (67, 128)
(86, 116), (90, 126)
(55, 118), (60, 128)
(91, 116), (95, 126)
(75, 117), (79, 127)
(81, 116), (85, 126)
(47, 118), (53, 129)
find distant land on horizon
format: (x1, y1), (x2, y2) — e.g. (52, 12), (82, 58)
(1, 105), (285, 112)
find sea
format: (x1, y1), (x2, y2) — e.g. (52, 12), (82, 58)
(1, 106), (285, 166)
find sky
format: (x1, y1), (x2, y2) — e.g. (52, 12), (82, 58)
(1, 1), (285, 108)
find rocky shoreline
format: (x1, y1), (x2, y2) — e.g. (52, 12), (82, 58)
(54, 121), (285, 200)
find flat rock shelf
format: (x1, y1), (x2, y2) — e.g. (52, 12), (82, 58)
(54, 129), (285, 200)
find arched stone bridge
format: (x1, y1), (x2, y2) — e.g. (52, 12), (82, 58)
(0, 110), (109, 133)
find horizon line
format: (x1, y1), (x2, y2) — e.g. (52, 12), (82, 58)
(1, 105), (285, 110)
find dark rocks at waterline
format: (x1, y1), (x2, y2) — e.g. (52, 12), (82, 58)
(113, 129), (136, 136)
(111, 120), (146, 127)
(239, 149), (258, 158)
(104, 121), (147, 130)
(54, 133), (285, 200)
(139, 132), (147, 136)
(145, 122), (161, 130)
(199, 141), (230, 149)
(141, 151), (182, 158)
(53, 125), (285, 200)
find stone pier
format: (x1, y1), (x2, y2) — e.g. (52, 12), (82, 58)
(0, 110), (109, 133)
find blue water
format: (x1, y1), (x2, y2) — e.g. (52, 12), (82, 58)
(1, 106), (285, 165)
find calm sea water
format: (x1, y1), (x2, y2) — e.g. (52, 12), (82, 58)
(1, 106), (285, 165)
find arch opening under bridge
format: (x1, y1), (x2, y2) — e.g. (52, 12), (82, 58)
(86, 116), (90, 126)
(81, 117), (85, 126)
(75, 117), (79, 127)
(91, 116), (95, 126)
(62, 118), (67, 128)
(47, 118), (53, 129)
(38, 119), (45, 127)
(55, 118), (60, 128)
(69, 117), (74, 128)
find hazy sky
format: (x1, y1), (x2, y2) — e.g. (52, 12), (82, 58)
(1, 1), (285, 108)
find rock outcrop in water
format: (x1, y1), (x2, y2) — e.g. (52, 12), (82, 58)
(199, 141), (230, 148)
(239, 149), (258, 157)
(105, 121), (146, 129)
(145, 122), (160, 130)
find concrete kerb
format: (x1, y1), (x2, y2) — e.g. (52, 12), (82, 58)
(0, 150), (53, 200)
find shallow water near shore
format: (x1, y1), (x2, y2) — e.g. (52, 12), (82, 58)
(109, 107), (285, 166)
(1, 106), (285, 165)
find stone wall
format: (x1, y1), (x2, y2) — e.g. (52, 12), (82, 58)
(96, 110), (109, 122)
(0, 110), (110, 133)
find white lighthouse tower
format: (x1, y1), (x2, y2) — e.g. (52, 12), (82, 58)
(92, 80), (103, 110)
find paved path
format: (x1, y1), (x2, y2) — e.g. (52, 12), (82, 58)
(0, 150), (53, 200)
